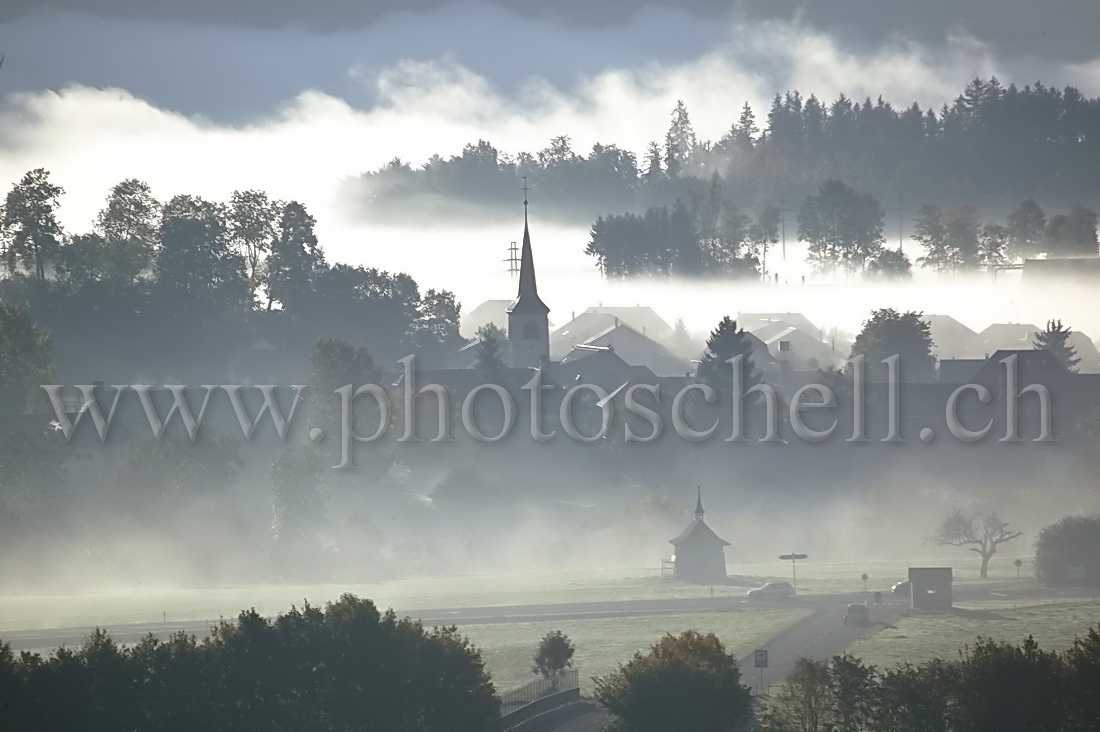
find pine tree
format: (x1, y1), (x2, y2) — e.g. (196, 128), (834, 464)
(1034, 319), (1081, 372)
(734, 102), (758, 146)
(696, 316), (761, 398)
(664, 100), (696, 178)
(474, 323), (507, 381)
(642, 141), (664, 181)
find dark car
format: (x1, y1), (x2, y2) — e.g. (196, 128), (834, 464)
(747, 581), (796, 599)
(892, 579), (911, 596)
(843, 603), (870, 626)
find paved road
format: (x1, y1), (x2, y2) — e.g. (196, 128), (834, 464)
(4, 582), (1091, 654)
(0, 595), (766, 651)
(3, 583), (1093, 732)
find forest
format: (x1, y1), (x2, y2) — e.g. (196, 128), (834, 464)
(348, 77), (1100, 279)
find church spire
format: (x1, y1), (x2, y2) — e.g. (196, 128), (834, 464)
(509, 177), (549, 315)
(695, 486), (705, 521)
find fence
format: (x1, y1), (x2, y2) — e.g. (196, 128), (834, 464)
(498, 669), (581, 731)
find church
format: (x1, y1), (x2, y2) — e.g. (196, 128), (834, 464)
(667, 488), (730, 584)
(505, 193), (551, 370)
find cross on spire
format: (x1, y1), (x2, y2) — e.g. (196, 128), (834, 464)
(522, 176), (530, 212)
(695, 486), (705, 521)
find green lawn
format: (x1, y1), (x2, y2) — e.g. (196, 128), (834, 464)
(0, 569), (726, 632)
(0, 557), (1037, 633)
(463, 607), (812, 696)
(726, 556), (1041, 596)
(850, 598), (1100, 670)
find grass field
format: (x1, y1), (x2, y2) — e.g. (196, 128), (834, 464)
(463, 607), (812, 696)
(0, 556), (1034, 632)
(851, 598), (1100, 670)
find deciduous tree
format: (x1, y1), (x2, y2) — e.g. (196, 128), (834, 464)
(849, 308), (935, 382)
(929, 508), (1022, 578)
(594, 630), (754, 732)
(1, 169), (64, 280)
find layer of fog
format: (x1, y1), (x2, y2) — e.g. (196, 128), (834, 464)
(2, 7), (1099, 612)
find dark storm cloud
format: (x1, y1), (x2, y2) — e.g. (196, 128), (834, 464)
(0, 5), (726, 121)
(4, 0), (1099, 62)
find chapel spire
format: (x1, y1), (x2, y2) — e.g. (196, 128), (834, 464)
(509, 177), (549, 315)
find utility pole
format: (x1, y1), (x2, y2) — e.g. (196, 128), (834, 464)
(779, 197), (789, 261)
(888, 193), (910, 254)
(504, 241), (519, 276)
(506, 175), (531, 276)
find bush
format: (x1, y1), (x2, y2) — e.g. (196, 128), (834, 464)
(1035, 514), (1100, 586)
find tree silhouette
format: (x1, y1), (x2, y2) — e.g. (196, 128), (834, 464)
(849, 308), (935, 382)
(1034, 319), (1081, 372)
(696, 316), (761, 399)
(594, 630), (754, 732)
(930, 508), (1022, 578)
(532, 630), (575, 685)
(1, 168), (64, 280)
(474, 323), (507, 381)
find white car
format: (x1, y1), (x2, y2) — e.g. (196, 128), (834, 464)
(747, 581), (796, 599)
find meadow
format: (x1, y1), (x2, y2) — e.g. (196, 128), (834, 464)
(0, 556), (1036, 632)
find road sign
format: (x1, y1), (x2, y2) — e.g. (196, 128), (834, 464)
(779, 554), (808, 590)
(754, 649), (768, 668)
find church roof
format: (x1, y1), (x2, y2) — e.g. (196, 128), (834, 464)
(669, 518), (730, 547)
(506, 207), (549, 315)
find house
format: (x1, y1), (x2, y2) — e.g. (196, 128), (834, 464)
(560, 323), (691, 377)
(460, 300), (514, 339)
(667, 488), (729, 584)
(550, 312), (620, 358)
(908, 567), (953, 610)
(745, 321), (839, 371)
(582, 306), (672, 339)
(937, 359), (985, 384)
(922, 314), (979, 360)
(739, 312), (822, 339)
(974, 323), (1043, 355)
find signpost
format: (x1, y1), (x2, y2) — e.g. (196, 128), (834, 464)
(862, 573), (869, 592)
(754, 649), (768, 690)
(1015, 559), (1022, 580)
(779, 553), (809, 590)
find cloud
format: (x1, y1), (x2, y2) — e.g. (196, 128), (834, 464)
(0, 7), (1097, 308)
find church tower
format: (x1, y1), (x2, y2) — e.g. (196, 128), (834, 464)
(506, 185), (550, 369)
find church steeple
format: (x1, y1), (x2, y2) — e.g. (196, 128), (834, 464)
(507, 179), (550, 368)
(509, 180), (549, 315)
(695, 486), (705, 521)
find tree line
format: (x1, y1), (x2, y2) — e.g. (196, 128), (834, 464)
(0, 594), (498, 731)
(592, 625), (1100, 732)
(0, 170), (466, 384)
(351, 77), (1100, 232)
(587, 177), (1098, 280)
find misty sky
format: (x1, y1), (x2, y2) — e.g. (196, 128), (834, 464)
(1, 1), (1099, 329)
(3, 1), (1099, 120)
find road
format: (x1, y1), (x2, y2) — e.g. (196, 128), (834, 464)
(3, 582), (1093, 732)
(7, 581), (1075, 652)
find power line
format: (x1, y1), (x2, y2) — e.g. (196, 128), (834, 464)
(505, 241), (519, 276)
